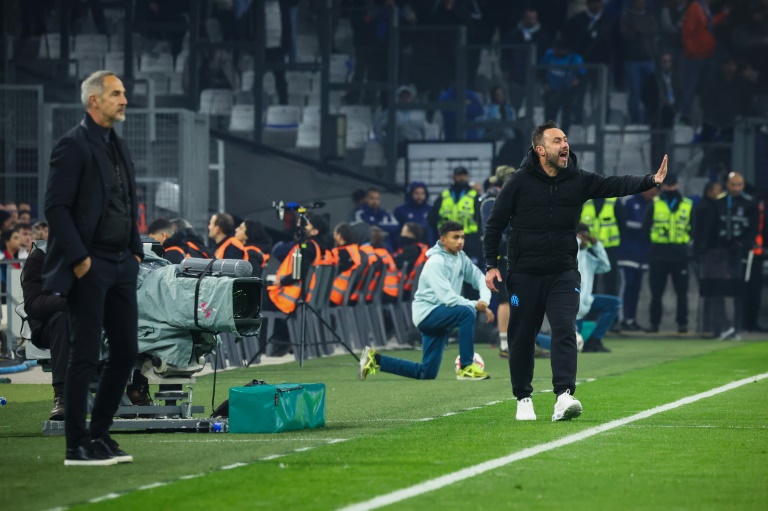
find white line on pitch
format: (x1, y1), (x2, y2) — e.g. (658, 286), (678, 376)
(337, 372), (768, 511)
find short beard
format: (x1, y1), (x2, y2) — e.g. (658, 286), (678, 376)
(546, 150), (567, 170)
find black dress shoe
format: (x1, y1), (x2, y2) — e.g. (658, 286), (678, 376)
(582, 337), (612, 353)
(92, 436), (133, 463)
(64, 443), (118, 466)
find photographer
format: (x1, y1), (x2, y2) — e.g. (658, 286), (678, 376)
(266, 213), (333, 314)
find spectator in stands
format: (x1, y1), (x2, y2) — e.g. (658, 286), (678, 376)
(137, 0), (188, 57)
(16, 223), (33, 260)
(0, 211), (12, 232)
(694, 181), (725, 335)
(234, 219), (273, 277)
(353, 188), (400, 249)
(540, 36), (587, 133)
(438, 85), (485, 140)
(660, 0), (688, 52)
(428, 166), (483, 265)
(680, 0), (730, 122)
(480, 85), (519, 142)
(32, 221), (49, 241)
(1, 227), (22, 297)
(394, 181), (432, 244)
(544, 223), (619, 353)
(350, 189), (366, 221)
(18, 209), (32, 225)
(617, 187), (658, 332)
(701, 57), (753, 174)
(21, 242), (68, 421)
(620, 0), (660, 124)
(501, 7), (552, 86)
(643, 173), (693, 333)
(358, 221), (493, 381)
(642, 49), (681, 165)
(564, 0), (615, 117)
(714, 172), (758, 340)
(4, 203), (19, 225)
(208, 212), (248, 260)
(373, 85), (430, 143)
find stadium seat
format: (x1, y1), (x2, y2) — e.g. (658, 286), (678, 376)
(140, 52), (174, 73)
(302, 106), (321, 126)
(362, 140), (385, 167)
(199, 89), (234, 116)
(74, 34), (108, 56)
(346, 119), (370, 149)
(38, 33), (64, 59)
(340, 105), (373, 126)
(329, 54), (352, 83)
(296, 122), (321, 148)
(265, 105), (301, 129)
(229, 104), (255, 133)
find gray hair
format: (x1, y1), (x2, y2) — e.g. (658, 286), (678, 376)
(80, 70), (116, 109)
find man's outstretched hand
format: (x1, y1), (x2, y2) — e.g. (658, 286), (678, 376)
(654, 154), (668, 185)
(485, 268), (501, 292)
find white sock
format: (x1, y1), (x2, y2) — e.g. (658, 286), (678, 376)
(500, 333), (508, 351)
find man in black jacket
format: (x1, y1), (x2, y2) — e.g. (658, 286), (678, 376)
(484, 120), (667, 422)
(21, 242), (68, 421)
(44, 70), (144, 466)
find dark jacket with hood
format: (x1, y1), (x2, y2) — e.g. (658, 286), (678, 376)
(484, 148), (657, 275)
(394, 181), (433, 243)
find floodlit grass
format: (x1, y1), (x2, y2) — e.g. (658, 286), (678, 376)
(1, 338), (767, 511)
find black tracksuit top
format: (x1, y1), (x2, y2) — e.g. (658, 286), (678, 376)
(484, 148), (657, 275)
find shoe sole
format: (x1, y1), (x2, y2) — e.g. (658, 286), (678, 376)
(64, 458), (118, 466)
(552, 401), (583, 421)
(113, 455), (133, 463)
(515, 414), (537, 421)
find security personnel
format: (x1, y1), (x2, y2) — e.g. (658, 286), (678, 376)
(208, 212), (248, 261)
(428, 166), (483, 264)
(394, 222), (429, 297)
(642, 174), (692, 333)
(330, 223), (363, 305)
(580, 197), (622, 296)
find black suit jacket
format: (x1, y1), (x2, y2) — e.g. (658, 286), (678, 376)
(42, 114), (143, 295)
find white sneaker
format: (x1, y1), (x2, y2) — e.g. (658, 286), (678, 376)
(552, 390), (582, 421)
(719, 327), (736, 340)
(516, 397), (537, 421)
(576, 332), (584, 352)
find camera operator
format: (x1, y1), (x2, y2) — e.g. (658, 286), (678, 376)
(208, 212), (248, 261)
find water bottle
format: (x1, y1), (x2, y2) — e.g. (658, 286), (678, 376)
(0, 397), (7, 406)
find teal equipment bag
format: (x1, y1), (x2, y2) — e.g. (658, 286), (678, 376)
(229, 383), (326, 433)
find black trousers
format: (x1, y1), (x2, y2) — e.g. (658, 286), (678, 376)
(506, 270), (581, 399)
(45, 310), (70, 388)
(649, 260), (689, 328)
(744, 255), (765, 330)
(65, 255), (139, 449)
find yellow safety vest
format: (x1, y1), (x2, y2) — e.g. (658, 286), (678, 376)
(438, 188), (478, 234)
(581, 198), (620, 248)
(650, 197), (693, 245)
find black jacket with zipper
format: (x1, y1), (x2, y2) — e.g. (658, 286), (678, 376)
(484, 148), (657, 275)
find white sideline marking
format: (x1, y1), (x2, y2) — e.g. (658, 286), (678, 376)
(138, 482), (168, 490)
(88, 493), (120, 503)
(221, 463), (247, 470)
(338, 372), (768, 511)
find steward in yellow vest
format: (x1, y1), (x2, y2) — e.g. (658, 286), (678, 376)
(580, 198), (620, 248)
(428, 167), (482, 263)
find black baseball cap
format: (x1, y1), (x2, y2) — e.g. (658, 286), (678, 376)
(453, 166), (469, 176)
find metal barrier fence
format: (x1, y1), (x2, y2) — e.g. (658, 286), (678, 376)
(0, 86), (45, 212)
(39, 105), (211, 233)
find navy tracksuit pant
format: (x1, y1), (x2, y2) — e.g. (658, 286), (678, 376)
(506, 269), (581, 399)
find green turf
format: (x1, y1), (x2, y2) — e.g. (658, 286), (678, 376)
(1, 338), (766, 511)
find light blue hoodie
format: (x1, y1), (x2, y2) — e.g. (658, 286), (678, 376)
(576, 238), (611, 319)
(412, 241), (491, 327)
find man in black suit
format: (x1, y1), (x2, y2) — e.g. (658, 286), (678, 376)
(44, 70), (144, 466)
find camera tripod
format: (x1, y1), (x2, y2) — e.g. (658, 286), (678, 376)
(247, 209), (359, 367)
